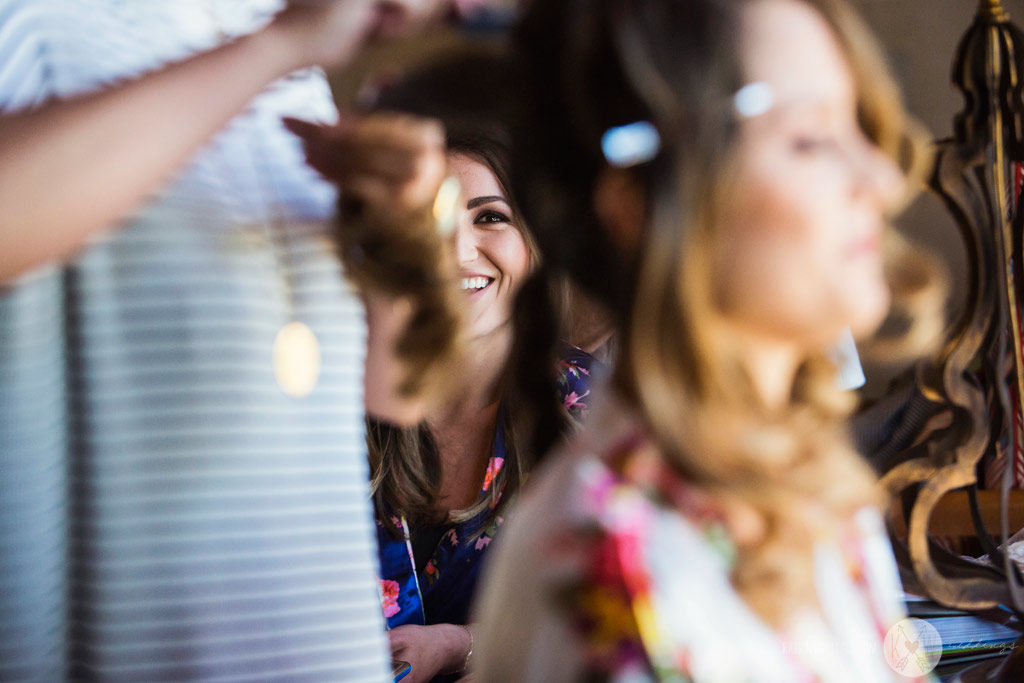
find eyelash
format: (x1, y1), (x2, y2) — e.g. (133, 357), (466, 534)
(474, 210), (511, 226)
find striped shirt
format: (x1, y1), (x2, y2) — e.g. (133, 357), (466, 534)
(0, 1), (389, 680)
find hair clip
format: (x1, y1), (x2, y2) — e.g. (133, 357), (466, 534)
(601, 121), (661, 168)
(733, 82), (774, 119)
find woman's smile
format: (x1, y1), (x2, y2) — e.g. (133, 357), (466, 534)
(460, 274), (495, 297)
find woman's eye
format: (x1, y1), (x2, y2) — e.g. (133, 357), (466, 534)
(791, 136), (838, 154)
(474, 210), (511, 226)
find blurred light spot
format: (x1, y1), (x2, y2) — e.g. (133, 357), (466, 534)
(734, 82), (774, 118)
(273, 322), (321, 398)
(601, 121), (661, 168)
(433, 175), (462, 238)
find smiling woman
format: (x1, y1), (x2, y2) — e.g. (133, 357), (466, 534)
(333, 55), (602, 683)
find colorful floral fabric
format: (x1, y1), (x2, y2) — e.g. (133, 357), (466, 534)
(472, 390), (934, 682)
(376, 345), (596, 629)
(558, 347), (594, 422)
(565, 418), (932, 682)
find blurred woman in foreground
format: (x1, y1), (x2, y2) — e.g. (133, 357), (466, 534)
(472, 0), (943, 680)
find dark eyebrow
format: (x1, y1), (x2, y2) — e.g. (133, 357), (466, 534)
(466, 195), (508, 209)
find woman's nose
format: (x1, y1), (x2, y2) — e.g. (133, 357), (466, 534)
(852, 134), (905, 209)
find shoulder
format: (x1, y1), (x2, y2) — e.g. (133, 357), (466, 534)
(0, 0), (57, 111)
(475, 447), (696, 681)
(0, 1), (187, 109)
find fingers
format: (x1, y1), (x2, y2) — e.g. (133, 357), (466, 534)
(285, 113), (447, 216)
(324, 134), (437, 184)
(284, 113), (443, 175)
(281, 115), (327, 140)
(283, 116), (355, 180)
(373, 0), (455, 37)
(387, 623), (419, 654)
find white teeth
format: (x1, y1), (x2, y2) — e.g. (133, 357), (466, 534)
(461, 277), (491, 291)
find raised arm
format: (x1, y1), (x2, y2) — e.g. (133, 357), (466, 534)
(0, 0), (449, 283)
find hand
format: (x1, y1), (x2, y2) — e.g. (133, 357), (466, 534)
(283, 112), (447, 227)
(269, 1), (455, 69)
(285, 112), (463, 410)
(389, 623), (472, 683)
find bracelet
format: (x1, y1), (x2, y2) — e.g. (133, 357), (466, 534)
(443, 623), (473, 675)
(460, 623), (474, 673)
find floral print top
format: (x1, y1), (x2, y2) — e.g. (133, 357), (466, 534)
(472, 390), (935, 682)
(376, 344), (596, 630)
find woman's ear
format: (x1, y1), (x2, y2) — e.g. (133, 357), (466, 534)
(593, 166), (646, 253)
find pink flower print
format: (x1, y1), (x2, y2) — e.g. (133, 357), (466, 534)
(482, 456), (505, 492)
(444, 528), (458, 547)
(558, 359), (590, 378)
(474, 534), (493, 551)
(380, 579), (401, 618)
(424, 560), (439, 585)
(564, 389), (590, 412)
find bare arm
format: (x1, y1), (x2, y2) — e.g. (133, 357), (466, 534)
(0, 0), (448, 283)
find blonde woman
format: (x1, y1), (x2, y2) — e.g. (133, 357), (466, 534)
(471, 0), (943, 680)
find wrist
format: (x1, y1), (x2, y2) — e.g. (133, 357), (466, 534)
(253, 20), (315, 76)
(441, 623), (473, 675)
(262, 2), (377, 72)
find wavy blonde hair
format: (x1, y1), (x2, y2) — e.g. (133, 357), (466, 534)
(511, 0), (944, 624)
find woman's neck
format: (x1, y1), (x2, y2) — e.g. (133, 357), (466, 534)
(736, 333), (802, 412)
(433, 324), (509, 416)
(425, 324), (511, 512)
(427, 401), (500, 513)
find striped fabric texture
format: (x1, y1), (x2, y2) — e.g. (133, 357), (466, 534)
(0, 1), (390, 680)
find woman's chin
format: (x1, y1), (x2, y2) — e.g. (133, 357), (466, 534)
(467, 315), (514, 345)
(845, 287), (892, 341)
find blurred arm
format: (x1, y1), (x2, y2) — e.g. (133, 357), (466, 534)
(0, 0), (448, 283)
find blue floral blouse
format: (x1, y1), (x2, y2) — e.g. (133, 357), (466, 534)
(376, 345), (596, 630)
